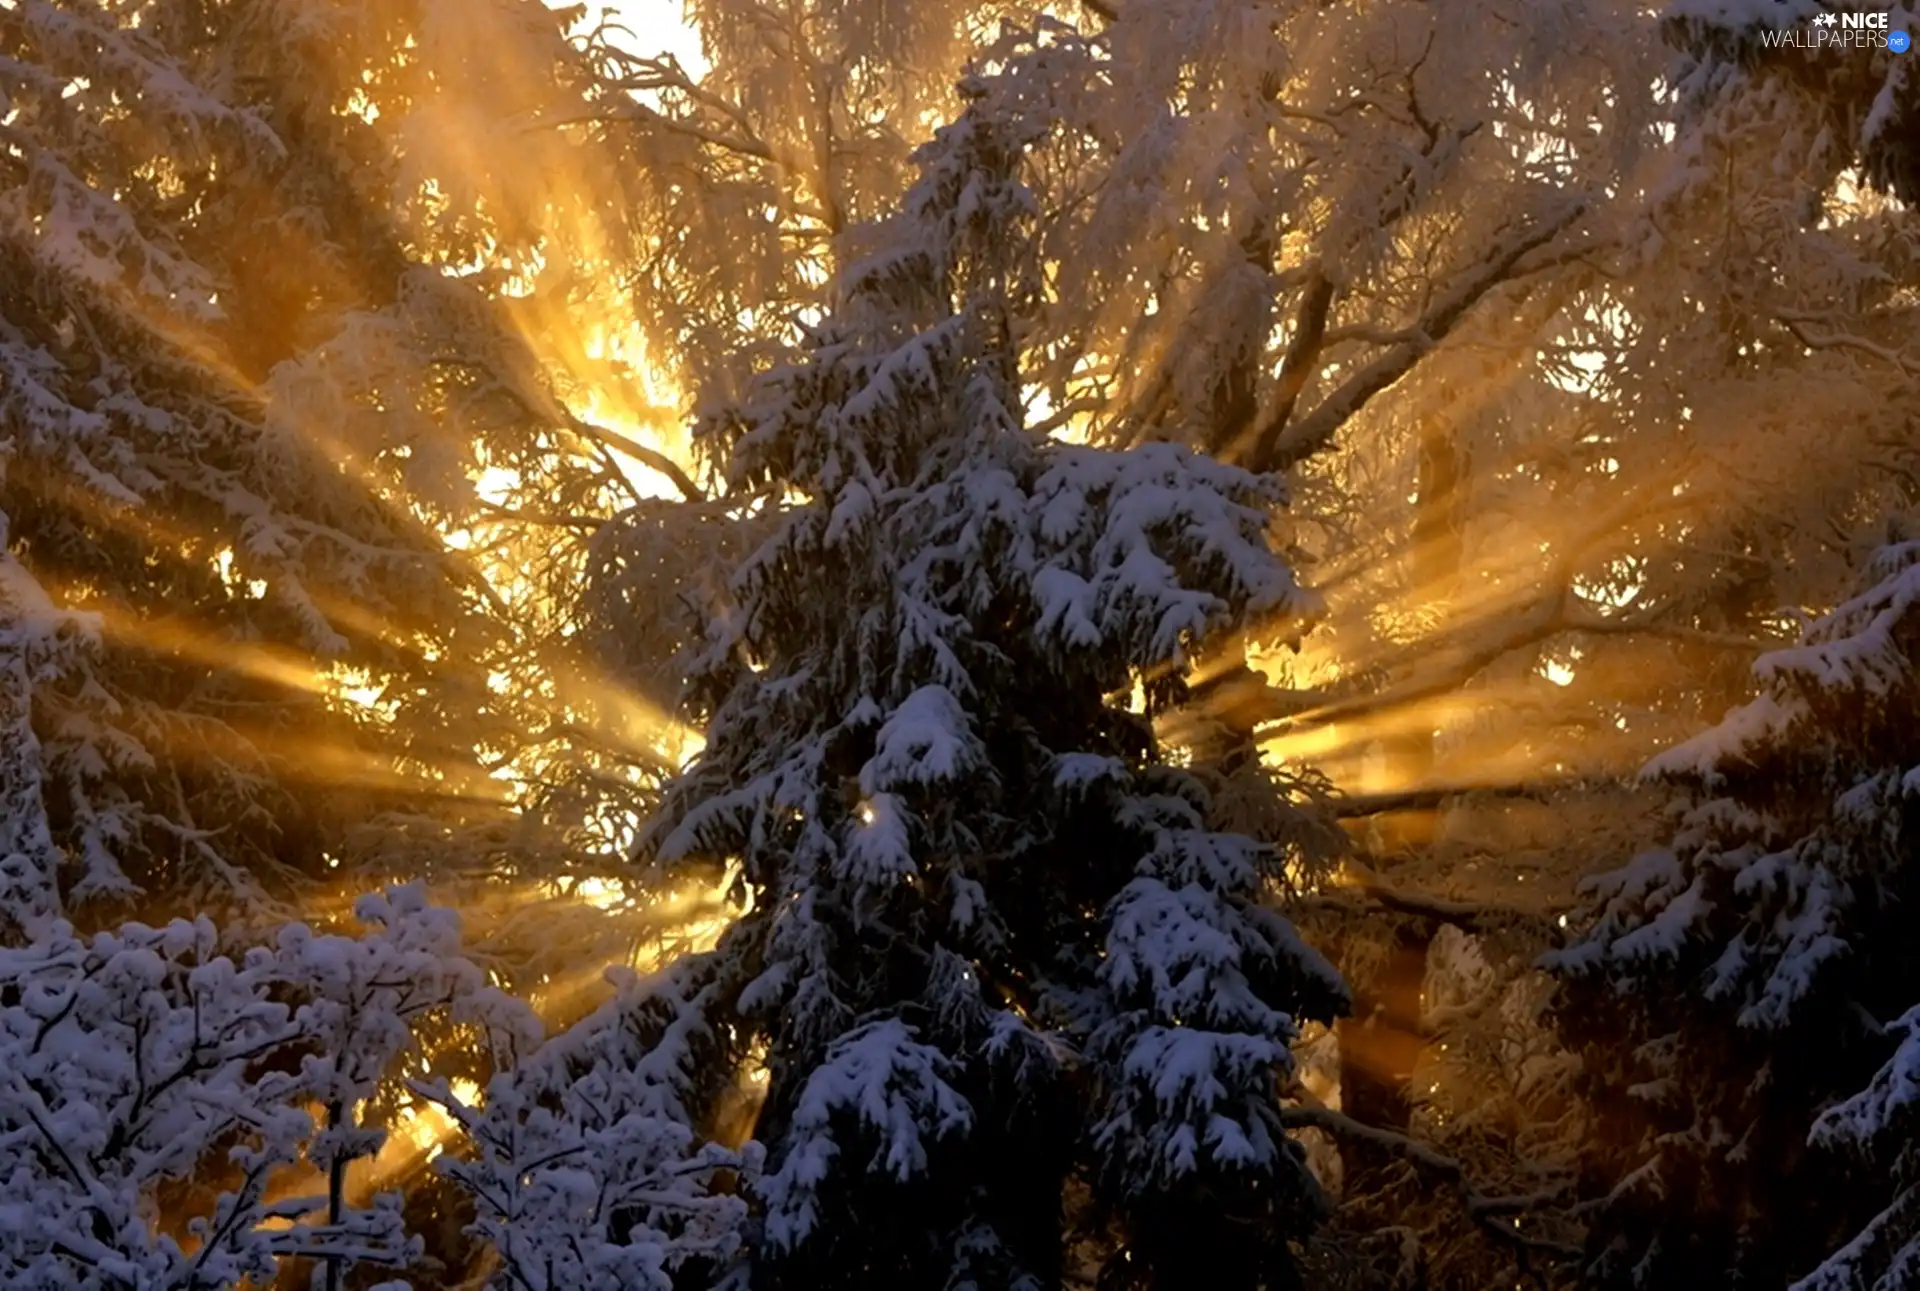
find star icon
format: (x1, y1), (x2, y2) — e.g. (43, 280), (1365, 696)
(1813, 10), (1838, 25)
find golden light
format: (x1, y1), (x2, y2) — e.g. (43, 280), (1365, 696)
(379, 1076), (486, 1175)
(744, 1038), (771, 1088)
(322, 0), (715, 899)
(577, 0), (707, 74)
(328, 664), (389, 712)
(556, 874), (626, 911)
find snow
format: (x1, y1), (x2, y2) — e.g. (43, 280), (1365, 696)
(1556, 533), (1920, 1282)
(0, 654), (62, 938)
(0, 890), (532, 1289)
(1812, 1004), (1920, 1152)
(1641, 691), (1803, 782)
(1792, 1196), (1920, 1291)
(842, 790), (917, 885)
(1602, 869), (1715, 968)
(1662, 0), (1812, 33)
(760, 1020), (972, 1250)
(1033, 566), (1103, 648)
(621, 68), (1345, 1283)
(430, 960), (746, 1291)
(859, 684), (985, 794)
(1756, 556), (1920, 698)
(1051, 752), (1130, 793)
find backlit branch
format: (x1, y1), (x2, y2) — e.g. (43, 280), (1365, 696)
(1280, 1105), (1582, 1262)
(1234, 483), (1742, 734)
(1249, 199), (1589, 472)
(566, 413), (703, 502)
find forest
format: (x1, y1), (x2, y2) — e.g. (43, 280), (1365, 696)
(1, 0), (1918, 1287)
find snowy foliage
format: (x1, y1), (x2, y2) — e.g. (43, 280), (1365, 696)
(1796, 1001), (1920, 1291)
(0, 885), (529, 1290)
(952, 0), (1656, 472)
(1550, 534), (1920, 1287)
(0, 0), (609, 925)
(617, 80), (1347, 1289)
(427, 958), (748, 1291)
(1661, 0), (1919, 201)
(8, 0), (1920, 1287)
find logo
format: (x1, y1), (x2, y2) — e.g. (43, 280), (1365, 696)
(1760, 8), (1910, 49)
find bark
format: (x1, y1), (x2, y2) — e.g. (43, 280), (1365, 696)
(1337, 403), (1464, 1181)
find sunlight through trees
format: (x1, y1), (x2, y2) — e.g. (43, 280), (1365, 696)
(1, 0), (1917, 1287)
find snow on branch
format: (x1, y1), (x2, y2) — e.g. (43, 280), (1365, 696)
(426, 960), (748, 1291)
(0, 887), (532, 1289)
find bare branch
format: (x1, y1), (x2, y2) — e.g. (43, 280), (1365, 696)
(1280, 1106), (1582, 1261)
(1232, 265), (1333, 457)
(566, 413), (703, 502)
(565, 100), (786, 168)
(1776, 312), (1920, 379)
(1246, 200), (1587, 472)
(475, 501), (607, 532)
(1330, 777), (1580, 822)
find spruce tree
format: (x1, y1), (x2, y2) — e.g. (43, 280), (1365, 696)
(1550, 531), (1920, 1288)
(619, 80), (1347, 1291)
(1662, 0), (1919, 201)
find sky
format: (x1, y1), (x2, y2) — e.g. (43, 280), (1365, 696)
(581, 0), (708, 72)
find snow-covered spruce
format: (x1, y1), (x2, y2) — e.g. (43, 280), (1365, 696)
(1549, 534), (1920, 1289)
(612, 88), (1346, 1291)
(0, 885), (531, 1290)
(1660, 0), (1919, 202)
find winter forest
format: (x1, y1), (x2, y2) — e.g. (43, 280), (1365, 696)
(4, 0), (1920, 1287)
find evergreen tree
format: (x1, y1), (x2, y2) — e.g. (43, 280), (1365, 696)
(1549, 530), (1920, 1288)
(1662, 0), (1919, 202)
(618, 77), (1347, 1291)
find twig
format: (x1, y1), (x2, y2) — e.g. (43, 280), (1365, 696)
(1280, 1105), (1583, 1261)
(567, 413), (703, 502)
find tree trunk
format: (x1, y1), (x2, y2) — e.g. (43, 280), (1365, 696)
(325, 1098), (346, 1291)
(1373, 410), (1463, 848)
(1337, 405), (1463, 1176)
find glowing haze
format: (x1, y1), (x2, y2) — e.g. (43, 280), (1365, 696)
(573, 0), (708, 72)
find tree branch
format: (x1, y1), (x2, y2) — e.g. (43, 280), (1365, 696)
(1247, 200), (1587, 472)
(475, 501), (607, 532)
(1280, 1105), (1582, 1260)
(566, 413), (702, 501)
(1330, 776), (1579, 822)
(1235, 265), (1333, 457)
(1330, 857), (1487, 930)
(1776, 311), (1920, 379)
